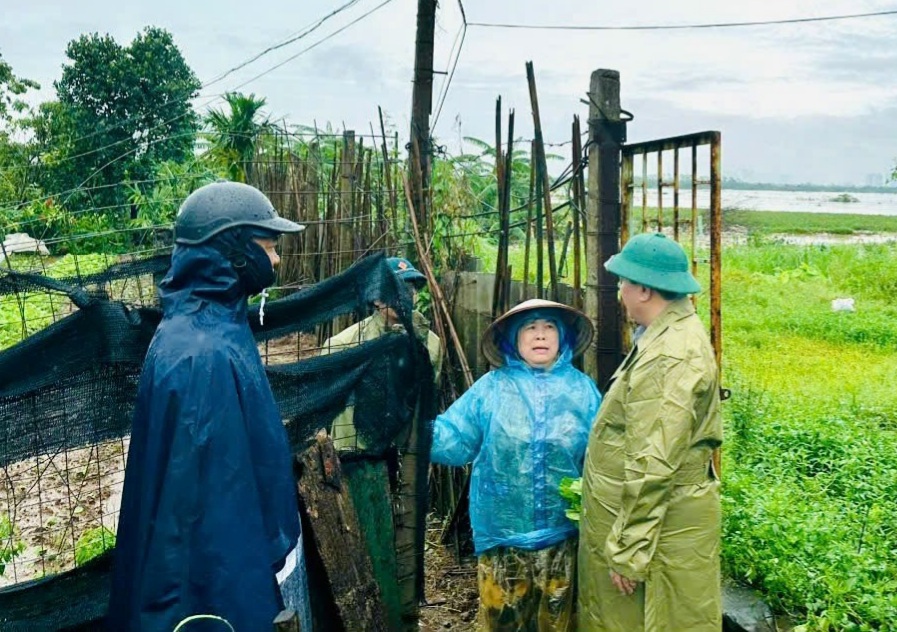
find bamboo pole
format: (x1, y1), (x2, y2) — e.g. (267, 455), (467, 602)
(492, 97), (505, 319)
(378, 107), (397, 249)
(535, 157), (544, 299)
(525, 61), (559, 300)
(522, 145), (535, 301)
(403, 173), (474, 389)
(501, 111), (515, 313)
(571, 116), (584, 311)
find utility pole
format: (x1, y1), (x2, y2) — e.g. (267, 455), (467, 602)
(397, 2), (437, 631)
(585, 69), (624, 387)
(408, 0), (437, 239)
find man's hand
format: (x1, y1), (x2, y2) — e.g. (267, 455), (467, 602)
(610, 570), (639, 596)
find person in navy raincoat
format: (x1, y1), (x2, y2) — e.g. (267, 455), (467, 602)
(430, 299), (601, 632)
(107, 181), (307, 632)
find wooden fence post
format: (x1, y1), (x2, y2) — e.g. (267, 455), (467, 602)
(585, 69), (624, 386)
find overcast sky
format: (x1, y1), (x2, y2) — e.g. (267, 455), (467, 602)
(3, 0), (897, 185)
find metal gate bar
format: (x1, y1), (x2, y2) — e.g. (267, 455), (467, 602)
(620, 131), (722, 370)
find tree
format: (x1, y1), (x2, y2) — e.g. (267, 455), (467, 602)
(0, 52), (39, 124)
(44, 27), (201, 216)
(204, 92), (273, 183)
(0, 53), (39, 209)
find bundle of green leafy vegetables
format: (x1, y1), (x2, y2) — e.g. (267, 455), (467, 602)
(558, 477), (582, 523)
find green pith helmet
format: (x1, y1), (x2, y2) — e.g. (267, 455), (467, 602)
(604, 232), (700, 294)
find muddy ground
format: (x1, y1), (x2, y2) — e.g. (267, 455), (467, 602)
(0, 440), (126, 588)
(420, 527), (479, 632)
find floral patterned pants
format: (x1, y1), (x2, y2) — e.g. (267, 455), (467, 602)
(476, 538), (576, 632)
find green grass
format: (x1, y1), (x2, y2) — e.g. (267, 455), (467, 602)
(474, 236), (897, 630)
(625, 206), (897, 235)
(723, 209), (897, 235)
(0, 254), (110, 350)
(718, 241), (897, 630)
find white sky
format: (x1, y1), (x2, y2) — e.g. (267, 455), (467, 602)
(2, 0), (897, 184)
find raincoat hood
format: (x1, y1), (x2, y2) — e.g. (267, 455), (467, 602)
(500, 310), (573, 371)
(159, 244), (247, 314)
(482, 299), (593, 368)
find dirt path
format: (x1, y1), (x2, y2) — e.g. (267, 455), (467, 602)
(420, 530), (478, 632)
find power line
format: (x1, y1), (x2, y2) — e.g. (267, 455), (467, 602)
(432, 0), (468, 132)
(27, 1), (395, 212)
(202, 0), (363, 88)
(13, 1), (390, 179)
(228, 0), (395, 93)
(467, 9), (897, 31)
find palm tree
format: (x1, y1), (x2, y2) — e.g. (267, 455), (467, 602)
(204, 92), (272, 183)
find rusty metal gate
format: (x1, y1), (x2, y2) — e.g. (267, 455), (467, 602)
(619, 131), (723, 370)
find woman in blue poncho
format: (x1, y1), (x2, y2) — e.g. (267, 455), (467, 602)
(431, 299), (601, 632)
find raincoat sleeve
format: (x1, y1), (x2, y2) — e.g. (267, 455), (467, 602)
(430, 373), (490, 466)
(427, 331), (444, 383)
(605, 353), (708, 581)
(587, 378), (602, 428)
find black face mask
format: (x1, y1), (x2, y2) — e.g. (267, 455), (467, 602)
(208, 227), (276, 296)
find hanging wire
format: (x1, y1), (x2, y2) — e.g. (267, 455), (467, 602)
(467, 9), (897, 31)
(431, 0), (468, 132)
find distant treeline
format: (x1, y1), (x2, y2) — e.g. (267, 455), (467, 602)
(722, 177), (897, 194)
(631, 175), (897, 194)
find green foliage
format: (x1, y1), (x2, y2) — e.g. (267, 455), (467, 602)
(475, 239), (586, 286)
(203, 92), (273, 183)
(558, 477), (582, 523)
(723, 209), (897, 235)
(0, 53), (40, 209)
(38, 27), (200, 214)
(0, 254), (109, 349)
(0, 514), (26, 576)
(430, 155), (483, 269)
(74, 526), (116, 566)
(630, 207), (897, 236)
(0, 52), (39, 124)
(721, 241), (897, 630)
(440, 136), (569, 244)
(127, 157), (221, 228)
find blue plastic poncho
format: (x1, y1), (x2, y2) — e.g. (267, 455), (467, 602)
(107, 245), (303, 632)
(431, 313), (601, 554)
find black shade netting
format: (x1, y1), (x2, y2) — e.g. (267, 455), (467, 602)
(0, 251), (436, 629)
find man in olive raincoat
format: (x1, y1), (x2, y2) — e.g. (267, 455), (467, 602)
(321, 256), (442, 451)
(578, 232), (723, 632)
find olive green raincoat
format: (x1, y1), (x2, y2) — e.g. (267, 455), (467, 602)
(322, 310), (442, 450)
(578, 299), (723, 632)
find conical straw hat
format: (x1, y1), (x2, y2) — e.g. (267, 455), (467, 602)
(480, 298), (594, 367)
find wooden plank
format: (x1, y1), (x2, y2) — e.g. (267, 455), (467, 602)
(296, 430), (388, 632)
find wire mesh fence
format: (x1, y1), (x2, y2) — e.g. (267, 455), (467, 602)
(0, 97), (616, 623)
(0, 129), (419, 593)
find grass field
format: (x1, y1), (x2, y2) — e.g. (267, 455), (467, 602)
(626, 207), (897, 235)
